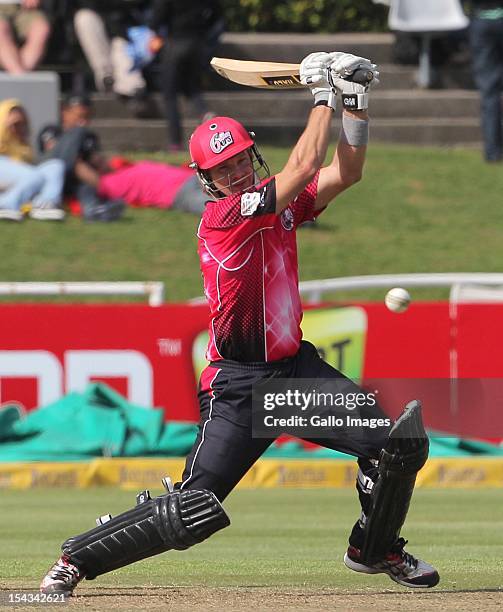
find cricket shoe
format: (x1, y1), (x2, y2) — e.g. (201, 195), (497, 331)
(344, 537), (440, 588)
(40, 554), (85, 596)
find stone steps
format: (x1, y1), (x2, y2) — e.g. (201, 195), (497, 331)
(46, 31), (480, 150)
(47, 62), (475, 94)
(203, 64), (475, 92)
(92, 89), (480, 121)
(47, 31), (474, 92)
(207, 33), (474, 88)
(92, 88), (483, 150)
(215, 32), (396, 64)
(94, 116), (482, 151)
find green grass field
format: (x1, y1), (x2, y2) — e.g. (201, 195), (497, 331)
(1, 144), (502, 303)
(1, 487), (502, 596)
(1, 146), (503, 609)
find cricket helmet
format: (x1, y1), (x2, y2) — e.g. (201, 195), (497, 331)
(189, 116), (269, 199)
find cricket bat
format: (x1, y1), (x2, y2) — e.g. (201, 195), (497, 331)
(210, 57), (374, 90)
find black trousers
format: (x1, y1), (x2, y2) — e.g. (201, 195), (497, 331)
(159, 36), (207, 146)
(470, 16), (503, 161)
(178, 341), (392, 547)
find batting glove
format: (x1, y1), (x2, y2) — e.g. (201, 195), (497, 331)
(300, 52), (338, 111)
(328, 53), (379, 111)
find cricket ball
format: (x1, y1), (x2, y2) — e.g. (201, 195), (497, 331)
(385, 287), (411, 313)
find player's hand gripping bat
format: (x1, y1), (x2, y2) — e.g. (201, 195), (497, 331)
(210, 57), (375, 90)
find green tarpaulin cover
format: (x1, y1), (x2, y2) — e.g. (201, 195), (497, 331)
(0, 383), (197, 461)
(0, 383), (502, 461)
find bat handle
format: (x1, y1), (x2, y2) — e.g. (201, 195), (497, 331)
(326, 67), (374, 88)
(349, 68), (374, 85)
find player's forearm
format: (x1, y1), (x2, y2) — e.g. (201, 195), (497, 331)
(333, 110), (368, 184)
(288, 105), (333, 177)
(344, 108), (368, 122)
(275, 105), (333, 212)
(314, 110), (368, 209)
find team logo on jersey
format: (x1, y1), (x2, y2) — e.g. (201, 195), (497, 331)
(209, 131), (234, 154)
(281, 207), (294, 230)
(240, 191), (262, 216)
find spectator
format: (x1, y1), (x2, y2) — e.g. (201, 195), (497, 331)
(40, 93), (211, 216)
(73, 1), (153, 117)
(0, 1), (51, 73)
(97, 159), (209, 214)
(148, 0), (223, 151)
(60, 92), (92, 129)
(469, 0), (503, 162)
(41, 93), (125, 221)
(38, 122), (208, 214)
(0, 98), (65, 221)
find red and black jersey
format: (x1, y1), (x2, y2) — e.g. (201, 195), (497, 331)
(197, 173), (324, 362)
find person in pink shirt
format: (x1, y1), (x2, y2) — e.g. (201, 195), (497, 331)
(38, 93), (209, 216)
(98, 159), (208, 214)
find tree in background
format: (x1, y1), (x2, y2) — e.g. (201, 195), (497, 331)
(220, 0), (388, 33)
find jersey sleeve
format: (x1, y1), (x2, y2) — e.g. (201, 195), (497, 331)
(289, 170), (325, 228)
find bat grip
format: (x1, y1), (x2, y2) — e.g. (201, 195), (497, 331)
(349, 68), (374, 85)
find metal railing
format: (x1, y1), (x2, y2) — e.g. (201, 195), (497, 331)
(8, 275), (499, 308)
(0, 282), (165, 306)
(298, 273), (503, 303)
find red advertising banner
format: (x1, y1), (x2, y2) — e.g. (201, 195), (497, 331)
(0, 304), (208, 421)
(0, 302), (502, 438)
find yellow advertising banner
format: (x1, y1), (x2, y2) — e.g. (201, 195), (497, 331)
(91, 458), (186, 489)
(0, 462), (92, 489)
(0, 457), (502, 490)
(192, 306), (368, 381)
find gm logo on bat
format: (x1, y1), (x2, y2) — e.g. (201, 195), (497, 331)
(262, 74), (302, 87)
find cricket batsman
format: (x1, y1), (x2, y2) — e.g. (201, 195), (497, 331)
(40, 51), (439, 595)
